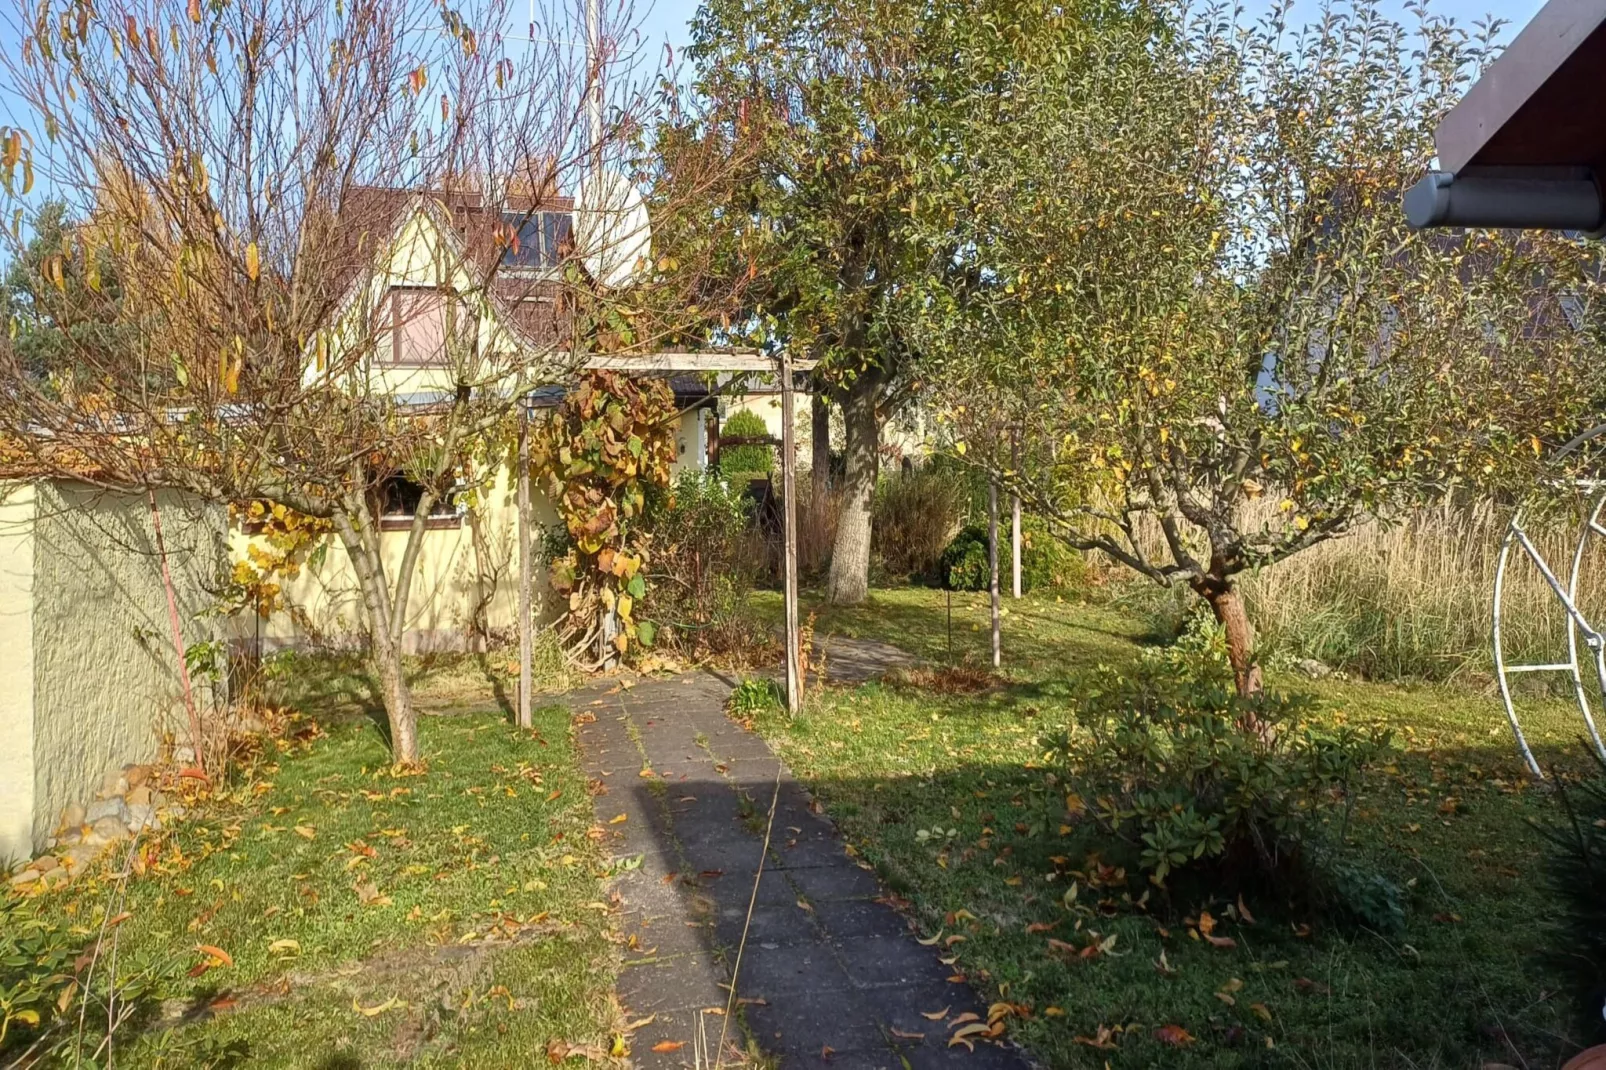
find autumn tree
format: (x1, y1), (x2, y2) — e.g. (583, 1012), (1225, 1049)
(0, 0), (733, 762)
(926, 0), (1606, 694)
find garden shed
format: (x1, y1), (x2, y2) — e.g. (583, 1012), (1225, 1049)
(0, 479), (226, 864)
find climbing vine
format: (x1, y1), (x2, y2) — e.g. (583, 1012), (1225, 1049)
(225, 500), (333, 617)
(530, 370), (678, 665)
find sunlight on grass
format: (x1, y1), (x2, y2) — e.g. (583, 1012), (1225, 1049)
(30, 703), (614, 1067)
(753, 586), (1588, 1069)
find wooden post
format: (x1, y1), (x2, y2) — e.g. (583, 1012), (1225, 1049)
(1010, 432), (1022, 599)
(517, 400), (533, 728)
(781, 351), (803, 714)
(989, 480), (1001, 668)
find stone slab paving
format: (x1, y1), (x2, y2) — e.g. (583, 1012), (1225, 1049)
(567, 659), (1030, 1070)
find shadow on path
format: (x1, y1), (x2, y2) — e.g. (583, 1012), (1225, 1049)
(565, 645), (1028, 1070)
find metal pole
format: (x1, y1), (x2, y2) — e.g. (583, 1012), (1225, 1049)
(989, 480), (1001, 669)
(781, 351), (802, 714)
(517, 402), (533, 728)
(585, 0), (603, 167)
(1010, 431), (1022, 599)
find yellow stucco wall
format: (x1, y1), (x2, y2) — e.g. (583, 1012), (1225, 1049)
(232, 407), (710, 652)
(230, 462), (554, 653)
(0, 485), (36, 865)
(0, 482), (223, 863)
(30, 484), (224, 847)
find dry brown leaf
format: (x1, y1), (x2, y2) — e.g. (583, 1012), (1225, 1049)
(650, 1041), (685, 1053)
(921, 1007), (951, 1020)
(1154, 1024), (1196, 1047)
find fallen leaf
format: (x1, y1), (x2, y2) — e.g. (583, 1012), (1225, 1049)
(1250, 1002), (1273, 1022)
(1154, 1024), (1196, 1047)
(354, 995), (403, 1017)
(1237, 894), (1256, 925)
(890, 1028), (925, 1040)
(610, 813), (628, 824)
(268, 939), (300, 955)
(195, 944), (233, 967)
(949, 1012), (981, 1026)
(917, 930), (944, 946)
(921, 1007), (951, 1020)
(1205, 933), (1237, 949)
(1025, 921), (1056, 934)
(1044, 1006), (1065, 1017)
(650, 1041), (685, 1053)
(1075, 1025), (1119, 1050)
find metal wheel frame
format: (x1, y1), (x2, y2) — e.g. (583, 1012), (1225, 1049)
(1493, 423), (1606, 778)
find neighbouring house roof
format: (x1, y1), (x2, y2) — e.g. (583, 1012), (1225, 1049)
(1405, 0), (1606, 230)
(330, 184), (797, 376)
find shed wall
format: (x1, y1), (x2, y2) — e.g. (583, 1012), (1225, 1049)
(0, 485), (36, 865)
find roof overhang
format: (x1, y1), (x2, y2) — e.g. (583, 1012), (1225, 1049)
(1405, 0), (1606, 231)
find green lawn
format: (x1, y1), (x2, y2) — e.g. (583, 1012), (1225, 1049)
(8, 698), (616, 1068)
(752, 586), (1591, 1069)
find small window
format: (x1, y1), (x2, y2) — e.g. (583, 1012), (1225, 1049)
(378, 475), (461, 529)
(379, 288), (471, 366)
(503, 211), (573, 270)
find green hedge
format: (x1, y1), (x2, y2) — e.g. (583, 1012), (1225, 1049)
(937, 514), (1087, 592)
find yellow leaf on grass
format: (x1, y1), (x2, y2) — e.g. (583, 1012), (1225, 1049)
(354, 995), (403, 1017)
(293, 826), (316, 840)
(195, 944), (233, 967)
(1044, 1006), (1065, 1017)
(268, 939), (300, 955)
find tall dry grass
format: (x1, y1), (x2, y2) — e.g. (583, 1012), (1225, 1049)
(1249, 500), (1606, 684)
(1098, 497), (1606, 685)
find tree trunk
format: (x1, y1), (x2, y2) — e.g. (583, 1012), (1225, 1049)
(811, 392), (830, 501)
(370, 624), (420, 762)
(1198, 580), (1263, 698)
(331, 506), (421, 764)
(825, 381), (879, 605)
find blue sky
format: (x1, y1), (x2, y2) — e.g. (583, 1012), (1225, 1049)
(626, 0), (1549, 62)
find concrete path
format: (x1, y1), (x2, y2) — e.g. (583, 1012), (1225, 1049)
(568, 659), (1028, 1070)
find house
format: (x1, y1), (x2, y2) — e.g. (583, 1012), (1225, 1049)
(0, 479), (224, 863)
(228, 188), (763, 656)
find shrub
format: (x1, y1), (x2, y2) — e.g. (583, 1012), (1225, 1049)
(642, 471), (769, 660)
(871, 467), (968, 581)
(718, 409), (774, 482)
(0, 895), (179, 1062)
(1042, 632), (1392, 909)
(1542, 754), (1606, 1044)
(938, 515), (1086, 592)
(727, 676), (784, 721)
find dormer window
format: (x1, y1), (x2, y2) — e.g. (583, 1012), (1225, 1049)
(503, 211), (572, 270)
